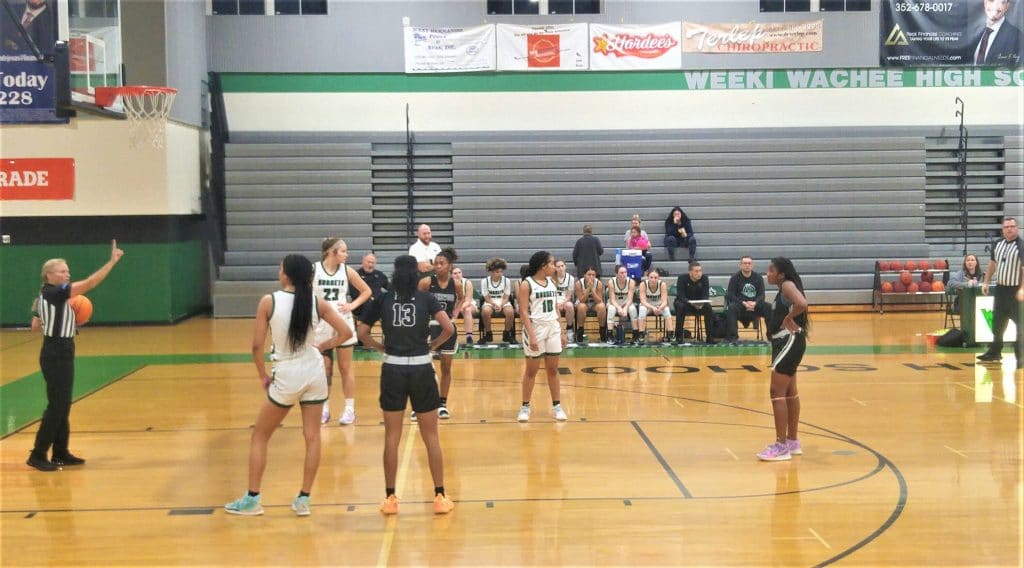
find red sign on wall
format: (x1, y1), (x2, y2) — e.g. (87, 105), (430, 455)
(0, 158), (75, 200)
(527, 34), (561, 68)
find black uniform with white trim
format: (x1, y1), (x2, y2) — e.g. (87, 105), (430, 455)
(428, 274), (459, 354)
(767, 289), (807, 376)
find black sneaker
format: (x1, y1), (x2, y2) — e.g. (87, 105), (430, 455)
(27, 454), (60, 472)
(977, 351), (1002, 361)
(52, 452), (86, 466)
(575, 329), (585, 343)
(466, 335), (474, 345)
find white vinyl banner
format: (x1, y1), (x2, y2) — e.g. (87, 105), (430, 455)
(589, 23), (682, 70)
(496, 23), (588, 71)
(403, 25), (496, 74)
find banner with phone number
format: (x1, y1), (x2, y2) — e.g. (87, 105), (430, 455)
(0, 54), (65, 123)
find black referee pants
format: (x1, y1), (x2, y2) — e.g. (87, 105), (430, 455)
(988, 286), (1023, 360)
(33, 338), (75, 458)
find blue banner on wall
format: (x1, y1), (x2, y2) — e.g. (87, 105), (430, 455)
(0, 53), (64, 123)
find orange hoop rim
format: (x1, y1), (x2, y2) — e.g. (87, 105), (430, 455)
(94, 86), (178, 108)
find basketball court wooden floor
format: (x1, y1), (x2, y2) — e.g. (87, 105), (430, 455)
(1, 313), (1021, 566)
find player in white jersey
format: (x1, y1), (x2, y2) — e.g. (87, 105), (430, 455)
(574, 266), (608, 343)
(630, 270), (673, 344)
(553, 259), (577, 342)
(606, 265), (635, 345)
(225, 254), (352, 517)
(313, 238), (372, 425)
(452, 266), (478, 345)
(480, 257), (515, 344)
(516, 251), (569, 422)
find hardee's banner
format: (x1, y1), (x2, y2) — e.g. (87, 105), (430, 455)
(404, 25), (496, 74)
(682, 20), (823, 54)
(497, 23), (588, 71)
(0, 158), (75, 200)
(589, 23), (681, 70)
(880, 0), (1023, 67)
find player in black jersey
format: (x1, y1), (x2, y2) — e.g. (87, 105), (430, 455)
(357, 255), (455, 515)
(757, 257), (809, 462)
(419, 248), (462, 419)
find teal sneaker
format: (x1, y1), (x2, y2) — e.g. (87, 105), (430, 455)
(225, 494), (264, 516)
(292, 495), (311, 517)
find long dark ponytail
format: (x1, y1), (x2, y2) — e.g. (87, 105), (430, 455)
(392, 255), (420, 301)
(525, 251), (552, 278)
(770, 256), (809, 331)
(282, 254), (314, 352)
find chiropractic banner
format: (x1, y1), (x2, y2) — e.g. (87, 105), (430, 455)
(497, 23), (588, 71)
(403, 25), (496, 74)
(880, 0), (1023, 67)
(681, 20), (823, 54)
(589, 23), (681, 70)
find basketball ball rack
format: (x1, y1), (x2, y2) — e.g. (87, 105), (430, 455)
(94, 86), (177, 149)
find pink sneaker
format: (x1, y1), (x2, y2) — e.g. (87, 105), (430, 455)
(786, 439), (802, 456)
(756, 441), (791, 462)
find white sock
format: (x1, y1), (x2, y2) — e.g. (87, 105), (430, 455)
(345, 398), (355, 411)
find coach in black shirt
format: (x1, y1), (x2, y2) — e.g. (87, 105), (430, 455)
(674, 262), (715, 344)
(977, 217), (1024, 367)
(725, 256), (771, 342)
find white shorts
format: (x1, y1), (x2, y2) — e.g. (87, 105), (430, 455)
(313, 310), (357, 348)
(522, 319), (562, 358)
(268, 349), (329, 407)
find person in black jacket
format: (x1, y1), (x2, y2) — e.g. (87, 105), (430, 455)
(674, 262), (715, 344)
(725, 256), (772, 343)
(572, 224), (604, 278)
(663, 207), (697, 262)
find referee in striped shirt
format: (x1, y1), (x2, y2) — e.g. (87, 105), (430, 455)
(977, 218), (1024, 368)
(27, 240), (124, 472)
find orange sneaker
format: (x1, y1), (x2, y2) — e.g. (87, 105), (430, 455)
(433, 493), (454, 514)
(380, 495), (399, 515)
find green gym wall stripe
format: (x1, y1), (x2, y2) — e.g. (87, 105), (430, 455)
(218, 68), (1023, 93)
(1, 344), (976, 437)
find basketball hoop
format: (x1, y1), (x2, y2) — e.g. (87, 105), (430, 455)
(94, 86), (177, 149)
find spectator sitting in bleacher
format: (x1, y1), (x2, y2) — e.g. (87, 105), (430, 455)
(725, 256), (771, 343)
(574, 266), (607, 343)
(480, 257), (515, 344)
(573, 224), (604, 278)
(606, 265), (635, 345)
(623, 214), (654, 278)
(553, 259), (577, 339)
(663, 206), (697, 262)
(452, 266), (478, 345)
(947, 253), (982, 311)
(632, 270), (673, 344)
(674, 261), (715, 345)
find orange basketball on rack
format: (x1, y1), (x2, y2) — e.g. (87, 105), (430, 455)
(890, 261), (902, 272)
(918, 260), (931, 270)
(881, 281), (894, 293)
(932, 280), (945, 292)
(907, 282), (920, 293)
(879, 261), (890, 271)
(68, 295), (93, 325)
(920, 270), (934, 283)
(918, 281), (933, 292)
(894, 281), (907, 293)
(899, 270), (913, 285)
(904, 260), (917, 270)
(935, 259), (948, 269)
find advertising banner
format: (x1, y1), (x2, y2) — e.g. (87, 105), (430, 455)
(973, 295), (1018, 343)
(880, 0), (1023, 67)
(682, 20), (823, 54)
(589, 23), (681, 70)
(497, 23), (588, 71)
(0, 158), (75, 200)
(404, 25), (496, 74)
(0, 54), (63, 123)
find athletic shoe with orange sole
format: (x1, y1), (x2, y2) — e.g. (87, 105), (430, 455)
(433, 494), (454, 514)
(380, 495), (399, 515)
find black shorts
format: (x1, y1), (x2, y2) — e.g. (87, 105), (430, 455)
(430, 323), (458, 354)
(380, 362), (440, 413)
(770, 332), (806, 375)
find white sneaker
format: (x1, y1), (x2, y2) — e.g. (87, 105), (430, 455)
(438, 405), (450, 419)
(320, 405), (330, 424)
(339, 408), (355, 425)
(517, 405), (531, 422)
(410, 411), (417, 422)
(551, 404), (568, 421)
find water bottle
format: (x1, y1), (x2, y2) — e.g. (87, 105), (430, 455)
(615, 248), (622, 266)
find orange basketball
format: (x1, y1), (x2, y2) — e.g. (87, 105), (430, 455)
(907, 282), (919, 293)
(890, 261), (901, 271)
(935, 259), (948, 269)
(918, 281), (932, 292)
(68, 295), (93, 325)
(932, 280), (945, 292)
(899, 270), (913, 285)
(904, 260), (917, 270)
(880, 281), (894, 293)
(920, 270), (933, 283)
(918, 260), (931, 270)
(879, 261), (891, 271)
(894, 281), (907, 293)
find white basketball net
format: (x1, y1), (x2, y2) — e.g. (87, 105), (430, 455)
(121, 89), (177, 149)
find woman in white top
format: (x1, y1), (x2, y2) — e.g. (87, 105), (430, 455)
(631, 270), (673, 344)
(452, 266), (478, 345)
(516, 251), (569, 422)
(313, 238), (372, 425)
(606, 265), (635, 345)
(480, 257), (515, 344)
(225, 254), (352, 517)
(553, 259), (577, 340)
(574, 266), (607, 343)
